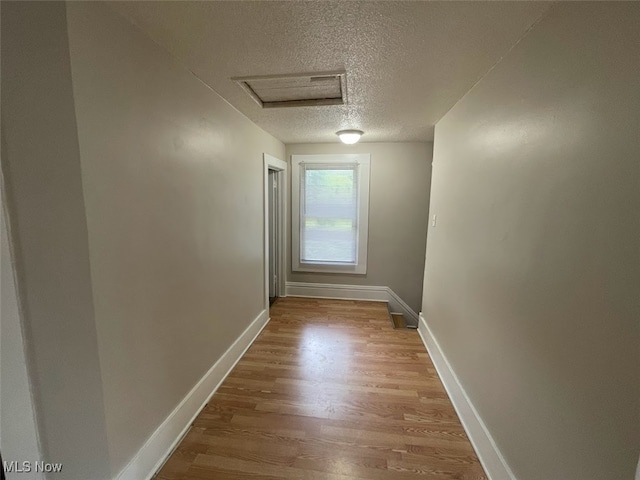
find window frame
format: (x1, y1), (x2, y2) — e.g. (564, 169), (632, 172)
(291, 153), (370, 274)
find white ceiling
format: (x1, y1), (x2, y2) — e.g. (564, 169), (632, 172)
(111, 1), (552, 144)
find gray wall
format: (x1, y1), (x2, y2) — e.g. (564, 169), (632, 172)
(2, 1), (284, 477)
(287, 142), (432, 313)
(422, 3), (640, 479)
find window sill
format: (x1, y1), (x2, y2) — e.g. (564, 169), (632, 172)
(293, 262), (367, 275)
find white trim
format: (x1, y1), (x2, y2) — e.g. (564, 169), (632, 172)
(386, 288), (419, 326)
(115, 309), (270, 480)
(286, 281), (388, 302)
(263, 153), (287, 308)
(291, 154), (370, 275)
(285, 282), (418, 326)
(417, 313), (516, 480)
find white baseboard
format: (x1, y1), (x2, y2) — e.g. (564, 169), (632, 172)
(417, 313), (516, 480)
(286, 281), (389, 302)
(386, 288), (419, 326)
(115, 309), (270, 480)
(285, 282), (418, 326)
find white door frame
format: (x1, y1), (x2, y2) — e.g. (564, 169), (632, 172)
(263, 153), (287, 310)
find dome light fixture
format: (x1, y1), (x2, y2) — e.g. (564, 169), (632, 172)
(336, 129), (364, 144)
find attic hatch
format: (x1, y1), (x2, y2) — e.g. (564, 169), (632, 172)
(232, 71), (347, 108)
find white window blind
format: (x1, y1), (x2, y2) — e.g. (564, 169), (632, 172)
(292, 154), (370, 274)
(300, 163), (358, 264)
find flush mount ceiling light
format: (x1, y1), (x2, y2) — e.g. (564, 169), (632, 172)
(336, 129), (364, 144)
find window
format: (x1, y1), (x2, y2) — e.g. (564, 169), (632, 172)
(292, 154), (370, 274)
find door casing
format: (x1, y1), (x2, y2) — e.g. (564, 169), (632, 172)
(263, 153), (287, 309)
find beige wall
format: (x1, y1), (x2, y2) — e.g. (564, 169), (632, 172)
(1, 193), (43, 477)
(2, 1), (284, 477)
(1, 2), (112, 477)
(66, 2), (284, 474)
(423, 3), (640, 479)
(0, 3), (43, 474)
(287, 143), (432, 313)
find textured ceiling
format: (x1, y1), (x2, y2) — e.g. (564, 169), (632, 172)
(110, 1), (552, 144)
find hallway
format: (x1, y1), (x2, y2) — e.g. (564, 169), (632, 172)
(154, 298), (486, 479)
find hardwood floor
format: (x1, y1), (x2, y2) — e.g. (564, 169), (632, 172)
(154, 297), (487, 480)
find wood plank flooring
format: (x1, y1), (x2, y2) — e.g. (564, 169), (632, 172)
(391, 312), (406, 329)
(154, 297), (487, 480)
